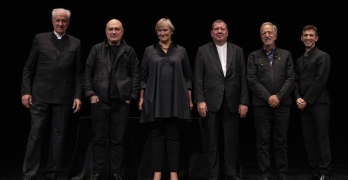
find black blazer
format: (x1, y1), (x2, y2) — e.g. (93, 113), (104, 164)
(247, 47), (295, 106)
(21, 32), (83, 104)
(194, 41), (249, 113)
(293, 46), (331, 104)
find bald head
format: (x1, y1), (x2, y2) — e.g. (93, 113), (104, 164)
(106, 19), (123, 29)
(105, 19), (124, 46)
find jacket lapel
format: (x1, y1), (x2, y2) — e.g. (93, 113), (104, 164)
(108, 40), (126, 73)
(209, 43), (224, 76)
(107, 50), (112, 73)
(302, 47), (317, 70)
(226, 43), (234, 75)
(115, 45), (126, 66)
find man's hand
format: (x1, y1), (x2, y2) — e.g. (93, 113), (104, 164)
(21, 94), (32, 109)
(197, 102), (208, 118)
(296, 98), (307, 111)
(90, 95), (99, 104)
(239, 104), (248, 118)
(268, 95), (280, 108)
(73, 98), (82, 113)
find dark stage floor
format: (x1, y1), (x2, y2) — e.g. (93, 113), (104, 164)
(1, 167), (347, 180)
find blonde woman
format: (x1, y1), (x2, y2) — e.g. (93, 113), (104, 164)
(138, 18), (193, 180)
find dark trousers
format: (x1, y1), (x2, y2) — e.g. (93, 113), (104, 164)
(150, 118), (181, 172)
(301, 103), (331, 176)
(205, 99), (240, 178)
(91, 100), (129, 175)
(253, 105), (290, 175)
(23, 101), (72, 180)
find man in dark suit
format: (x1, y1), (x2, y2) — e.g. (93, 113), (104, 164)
(21, 8), (83, 180)
(194, 19), (249, 180)
(247, 22), (295, 180)
(293, 25), (331, 180)
(84, 19), (140, 180)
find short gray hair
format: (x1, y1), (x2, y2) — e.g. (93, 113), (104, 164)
(52, 8), (71, 20)
(260, 22), (277, 34)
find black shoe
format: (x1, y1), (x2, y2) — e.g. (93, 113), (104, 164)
(44, 173), (58, 180)
(226, 176), (241, 180)
(277, 174), (288, 180)
(44, 176), (57, 180)
(112, 173), (122, 180)
(90, 174), (100, 180)
(259, 174), (269, 180)
(23, 177), (36, 180)
(209, 177), (218, 180)
(319, 175), (330, 180)
(307, 174), (320, 180)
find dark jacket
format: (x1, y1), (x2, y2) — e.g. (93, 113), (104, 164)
(21, 32), (83, 104)
(84, 39), (140, 102)
(247, 47), (295, 106)
(293, 46), (331, 104)
(194, 41), (249, 112)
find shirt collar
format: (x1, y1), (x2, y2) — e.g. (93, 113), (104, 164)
(216, 42), (227, 47)
(53, 31), (65, 39)
(263, 46), (275, 55)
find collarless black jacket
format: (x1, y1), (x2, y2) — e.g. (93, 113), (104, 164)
(21, 32), (83, 104)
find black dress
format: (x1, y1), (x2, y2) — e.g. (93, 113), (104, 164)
(140, 42), (193, 123)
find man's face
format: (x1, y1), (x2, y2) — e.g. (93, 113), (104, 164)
(156, 25), (172, 43)
(211, 22), (228, 45)
(301, 29), (318, 49)
(105, 20), (124, 45)
(261, 24), (277, 46)
(52, 11), (69, 35)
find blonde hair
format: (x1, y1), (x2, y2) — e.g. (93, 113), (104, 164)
(155, 18), (175, 31)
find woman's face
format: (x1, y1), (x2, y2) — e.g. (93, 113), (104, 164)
(157, 25), (172, 43)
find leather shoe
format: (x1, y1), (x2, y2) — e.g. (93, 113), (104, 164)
(277, 175), (287, 180)
(90, 174), (100, 180)
(319, 175), (330, 180)
(44, 173), (57, 180)
(225, 175), (242, 180)
(307, 174), (320, 180)
(23, 177), (36, 180)
(44, 178), (57, 180)
(259, 175), (269, 180)
(112, 174), (122, 180)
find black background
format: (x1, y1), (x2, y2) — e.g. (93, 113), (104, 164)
(1, 1), (347, 171)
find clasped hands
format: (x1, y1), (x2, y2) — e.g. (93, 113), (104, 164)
(268, 95), (280, 108)
(296, 98), (307, 111)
